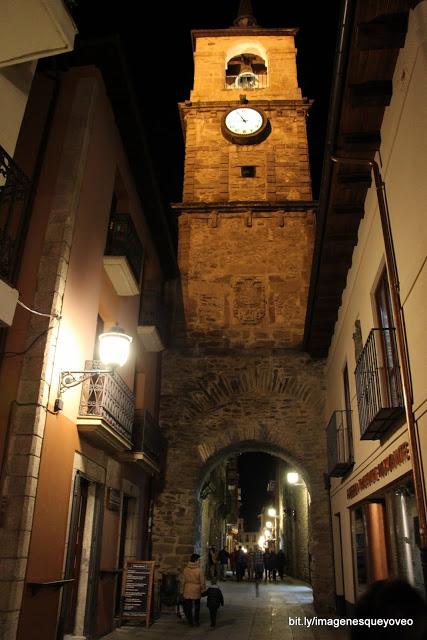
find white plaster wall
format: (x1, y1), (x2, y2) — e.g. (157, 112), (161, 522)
(327, 1), (427, 605)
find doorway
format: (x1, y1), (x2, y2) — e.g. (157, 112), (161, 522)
(58, 473), (104, 639)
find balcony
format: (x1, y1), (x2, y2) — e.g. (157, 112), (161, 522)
(103, 213), (143, 296)
(137, 285), (166, 351)
(77, 360), (134, 451)
(120, 409), (166, 475)
(355, 328), (405, 440)
(0, 144), (31, 285)
(326, 410), (354, 477)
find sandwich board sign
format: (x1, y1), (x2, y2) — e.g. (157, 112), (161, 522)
(120, 560), (155, 628)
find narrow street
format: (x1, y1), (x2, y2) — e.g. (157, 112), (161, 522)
(104, 579), (347, 639)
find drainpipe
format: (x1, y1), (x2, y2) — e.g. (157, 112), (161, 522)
(303, 0), (356, 347)
(331, 155), (427, 595)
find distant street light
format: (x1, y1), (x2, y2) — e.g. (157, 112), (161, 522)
(287, 472), (299, 485)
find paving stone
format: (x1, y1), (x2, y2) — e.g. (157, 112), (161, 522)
(102, 580), (346, 640)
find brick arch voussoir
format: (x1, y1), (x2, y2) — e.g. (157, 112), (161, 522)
(183, 365), (321, 417)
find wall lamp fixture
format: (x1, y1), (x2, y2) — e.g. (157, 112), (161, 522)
(54, 326), (132, 412)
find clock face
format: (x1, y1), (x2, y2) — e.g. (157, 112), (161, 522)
(224, 108), (264, 136)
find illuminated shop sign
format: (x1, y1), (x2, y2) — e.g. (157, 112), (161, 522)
(347, 442), (410, 501)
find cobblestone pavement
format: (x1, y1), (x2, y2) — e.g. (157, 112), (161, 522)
(103, 578), (348, 639)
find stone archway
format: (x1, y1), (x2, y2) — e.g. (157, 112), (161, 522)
(153, 349), (334, 612)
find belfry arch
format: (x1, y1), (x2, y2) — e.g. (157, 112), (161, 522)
(152, 353), (335, 612)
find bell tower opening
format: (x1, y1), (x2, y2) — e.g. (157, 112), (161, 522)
(225, 53), (268, 89)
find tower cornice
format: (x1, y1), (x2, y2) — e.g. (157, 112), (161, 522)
(191, 28), (298, 51)
(171, 201), (318, 214)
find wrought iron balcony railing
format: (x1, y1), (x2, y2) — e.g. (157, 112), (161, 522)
(225, 73), (268, 89)
(132, 409), (165, 465)
(355, 328), (404, 440)
(0, 144), (31, 284)
(78, 360), (134, 446)
(104, 212), (143, 284)
(326, 410), (354, 477)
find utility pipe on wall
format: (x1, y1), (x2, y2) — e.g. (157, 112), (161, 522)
(331, 155), (427, 595)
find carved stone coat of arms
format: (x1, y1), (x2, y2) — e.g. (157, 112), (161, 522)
(233, 277), (266, 325)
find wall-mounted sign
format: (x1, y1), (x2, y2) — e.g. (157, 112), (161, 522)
(347, 442), (410, 501)
(106, 487), (121, 511)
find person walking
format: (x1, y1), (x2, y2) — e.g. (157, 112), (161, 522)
(269, 550), (277, 581)
(263, 549), (270, 582)
(217, 546), (230, 581)
(253, 545), (264, 596)
(236, 546), (247, 581)
(181, 553), (206, 627)
(276, 549), (286, 580)
(208, 546), (217, 580)
(247, 547), (254, 580)
(205, 576), (224, 628)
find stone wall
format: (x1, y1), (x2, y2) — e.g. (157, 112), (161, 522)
(152, 348), (335, 612)
(180, 105), (312, 203)
(177, 211), (314, 348)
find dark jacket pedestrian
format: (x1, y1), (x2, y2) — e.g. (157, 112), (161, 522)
(253, 547), (264, 580)
(208, 546), (217, 579)
(206, 577), (224, 628)
(276, 549), (286, 579)
(236, 546), (246, 581)
(268, 550), (277, 580)
(263, 550), (270, 580)
(217, 547), (230, 580)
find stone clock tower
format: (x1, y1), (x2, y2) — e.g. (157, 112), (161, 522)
(174, 6), (314, 347)
(154, 2), (334, 612)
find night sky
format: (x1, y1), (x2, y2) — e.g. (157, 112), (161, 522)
(68, 0), (342, 212)
(238, 453), (277, 530)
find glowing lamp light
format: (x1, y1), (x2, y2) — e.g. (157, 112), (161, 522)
(287, 472), (299, 485)
(99, 327), (132, 367)
(258, 535), (265, 547)
(265, 521), (273, 529)
(267, 507), (277, 517)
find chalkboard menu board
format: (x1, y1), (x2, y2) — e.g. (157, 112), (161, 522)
(120, 560), (155, 628)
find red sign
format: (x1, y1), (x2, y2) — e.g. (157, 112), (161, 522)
(347, 442), (410, 500)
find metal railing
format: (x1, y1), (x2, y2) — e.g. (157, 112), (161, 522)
(79, 360), (134, 441)
(132, 409), (165, 464)
(0, 145), (31, 284)
(326, 410), (354, 476)
(355, 328), (404, 439)
(225, 73), (268, 89)
(105, 213), (143, 284)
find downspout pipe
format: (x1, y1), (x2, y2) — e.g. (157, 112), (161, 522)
(303, 0), (357, 348)
(331, 155), (427, 595)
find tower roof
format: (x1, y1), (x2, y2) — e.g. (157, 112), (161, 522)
(234, 0), (258, 28)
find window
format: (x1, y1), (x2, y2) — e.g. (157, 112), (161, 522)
(241, 166), (256, 178)
(375, 269), (401, 407)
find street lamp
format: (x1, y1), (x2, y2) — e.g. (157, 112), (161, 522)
(267, 507), (277, 517)
(287, 472), (299, 485)
(55, 325), (132, 411)
(98, 326), (132, 367)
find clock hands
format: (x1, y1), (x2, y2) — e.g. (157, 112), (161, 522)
(239, 111), (247, 123)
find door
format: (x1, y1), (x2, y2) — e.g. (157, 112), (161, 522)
(58, 473), (89, 638)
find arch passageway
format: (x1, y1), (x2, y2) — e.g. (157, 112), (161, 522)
(152, 351), (334, 612)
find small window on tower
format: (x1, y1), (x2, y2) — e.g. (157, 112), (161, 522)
(241, 166), (256, 178)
